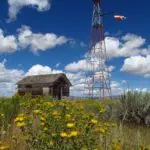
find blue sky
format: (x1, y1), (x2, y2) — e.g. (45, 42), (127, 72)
(0, 0), (150, 96)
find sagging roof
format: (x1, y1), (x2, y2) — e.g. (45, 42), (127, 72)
(17, 73), (72, 86)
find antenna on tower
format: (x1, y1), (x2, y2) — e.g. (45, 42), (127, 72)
(84, 0), (112, 99)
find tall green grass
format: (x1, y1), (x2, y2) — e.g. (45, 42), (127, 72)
(118, 91), (150, 126)
(0, 93), (33, 129)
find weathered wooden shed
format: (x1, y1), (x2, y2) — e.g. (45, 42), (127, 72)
(17, 73), (72, 99)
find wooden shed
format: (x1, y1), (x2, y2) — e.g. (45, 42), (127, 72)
(17, 73), (72, 99)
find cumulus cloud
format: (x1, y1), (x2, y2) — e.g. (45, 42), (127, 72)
(110, 81), (124, 96)
(18, 25), (68, 53)
(0, 59), (24, 96)
(0, 29), (17, 53)
(80, 33), (149, 60)
(69, 73), (124, 97)
(8, 0), (50, 21)
(104, 34), (149, 59)
(0, 63), (64, 97)
(65, 59), (88, 72)
(0, 61), (146, 97)
(121, 55), (150, 77)
(65, 59), (115, 73)
(26, 64), (63, 76)
(0, 25), (68, 54)
(0, 58), (119, 97)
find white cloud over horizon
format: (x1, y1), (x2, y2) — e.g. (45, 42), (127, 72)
(121, 55), (150, 77)
(8, 0), (51, 21)
(0, 59), (24, 96)
(0, 61), (124, 97)
(0, 60), (149, 97)
(65, 58), (115, 73)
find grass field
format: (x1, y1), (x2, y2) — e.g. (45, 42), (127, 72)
(0, 93), (150, 150)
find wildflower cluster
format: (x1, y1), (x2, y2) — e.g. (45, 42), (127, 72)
(1, 96), (150, 149)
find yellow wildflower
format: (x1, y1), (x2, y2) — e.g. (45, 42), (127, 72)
(67, 123), (75, 128)
(70, 131), (78, 137)
(14, 117), (24, 123)
(16, 122), (25, 128)
(40, 116), (46, 122)
(90, 119), (98, 124)
(33, 110), (42, 115)
(99, 108), (106, 113)
(47, 102), (54, 107)
(99, 128), (105, 134)
(60, 132), (68, 138)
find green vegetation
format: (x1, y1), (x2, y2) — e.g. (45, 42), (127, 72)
(0, 92), (150, 149)
(118, 91), (150, 125)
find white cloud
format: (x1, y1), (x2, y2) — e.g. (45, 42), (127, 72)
(0, 29), (17, 53)
(65, 59), (88, 72)
(111, 81), (120, 89)
(0, 61), (147, 97)
(82, 33), (149, 60)
(121, 55), (150, 77)
(65, 58), (115, 73)
(18, 25), (68, 53)
(104, 34), (149, 59)
(108, 66), (115, 72)
(0, 59), (24, 96)
(26, 64), (63, 76)
(0, 25), (68, 54)
(8, 0), (50, 21)
(0, 63), (64, 97)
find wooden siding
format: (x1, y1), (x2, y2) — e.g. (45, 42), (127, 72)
(18, 77), (70, 99)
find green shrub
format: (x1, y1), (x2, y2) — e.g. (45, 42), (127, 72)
(118, 91), (150, 126)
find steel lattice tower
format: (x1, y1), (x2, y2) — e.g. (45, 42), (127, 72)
(84, 0), (112, 99)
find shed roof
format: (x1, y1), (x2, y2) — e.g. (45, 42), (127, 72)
(17, 73), (72, 86)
